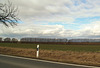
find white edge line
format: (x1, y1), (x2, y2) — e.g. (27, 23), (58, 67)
(0, 54), (99, 68)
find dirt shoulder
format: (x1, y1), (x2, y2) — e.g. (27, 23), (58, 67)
(0, 46), (100, 67)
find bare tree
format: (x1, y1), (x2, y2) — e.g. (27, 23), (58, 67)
(0, 1), (19, 27)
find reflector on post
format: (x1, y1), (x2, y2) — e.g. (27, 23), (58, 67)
(36, 45), (39, 58)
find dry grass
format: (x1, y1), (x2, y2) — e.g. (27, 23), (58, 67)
(0, 46), (100, 67)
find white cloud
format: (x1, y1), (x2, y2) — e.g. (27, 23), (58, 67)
(1, 21), (100, 39)
(79, 21), (100, 36)
(0, 24), (65, 38)
(0, 0), (100, 39)
(1, 0), (100, 23)
(1, 0), (100, 18)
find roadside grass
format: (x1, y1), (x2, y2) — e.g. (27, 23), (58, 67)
(0, 43), (100, 52)
(0, 46), (100, 66)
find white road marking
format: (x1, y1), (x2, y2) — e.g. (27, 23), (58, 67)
(0, 54), (99, 68)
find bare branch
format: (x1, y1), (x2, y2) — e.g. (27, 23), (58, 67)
(0, 1), (19, 27)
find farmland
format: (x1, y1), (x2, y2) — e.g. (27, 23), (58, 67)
(0, 43), (100, 52)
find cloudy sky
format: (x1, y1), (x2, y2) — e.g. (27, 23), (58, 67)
(0, 0), (100, 39)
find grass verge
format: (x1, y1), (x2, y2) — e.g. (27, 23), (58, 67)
(0, 46), (100, 67)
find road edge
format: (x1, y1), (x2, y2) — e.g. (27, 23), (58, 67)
(0, 54), (99, 68)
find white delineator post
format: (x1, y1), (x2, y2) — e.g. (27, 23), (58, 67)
(36, 45), (39, 58)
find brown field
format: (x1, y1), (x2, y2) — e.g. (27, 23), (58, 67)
(0, 46), (100, 67)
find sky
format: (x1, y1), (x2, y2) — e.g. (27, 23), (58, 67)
(0, 0), (100, 39)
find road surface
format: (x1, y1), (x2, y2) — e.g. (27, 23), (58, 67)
(0, 54), (98, 68)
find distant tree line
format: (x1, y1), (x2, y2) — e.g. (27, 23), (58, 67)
(1, 37), (100, 45)
(0, 37), (18, 43)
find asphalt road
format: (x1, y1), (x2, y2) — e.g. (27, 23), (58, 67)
(0, 54), (98, 68)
